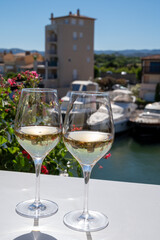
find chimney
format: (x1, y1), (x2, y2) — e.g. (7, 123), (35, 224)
(69, 11), (72, 15)
(50, 13), (54, 24)
(77, 9), (80, 16)
(25, 51), (30, 56)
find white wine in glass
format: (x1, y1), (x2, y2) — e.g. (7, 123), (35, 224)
(14, 88), (61, 218)
(63, 91), (114, 232)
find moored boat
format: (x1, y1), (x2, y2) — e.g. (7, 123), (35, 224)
(129, 102), (160, 137)
(110, 89), (137, 134)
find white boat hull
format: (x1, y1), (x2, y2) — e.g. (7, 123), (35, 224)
(114, 119), (129, 134)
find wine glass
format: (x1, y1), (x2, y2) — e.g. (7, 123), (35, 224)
(14, 88), (61, 218)
(63, 91), (114, 232)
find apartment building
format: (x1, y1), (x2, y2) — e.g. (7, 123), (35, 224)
(43, 9), (95, 93)
(140, 55), (160, 101)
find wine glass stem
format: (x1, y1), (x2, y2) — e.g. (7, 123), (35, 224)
(34, 159), (43, 207)
(82, 165), (92, 219)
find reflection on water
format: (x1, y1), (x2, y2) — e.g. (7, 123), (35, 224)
(92, 132), (160, 185)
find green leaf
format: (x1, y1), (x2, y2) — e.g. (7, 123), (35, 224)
(8, 147), (19, 154)
(8, 127), (14, 135)
(20, 157), (25, 167)
(0, 136), (7, 145)
(0, 112), (5, 119)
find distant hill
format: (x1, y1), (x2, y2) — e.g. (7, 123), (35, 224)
(1, 48), (160, 57)
(94, 49), (160, 57)
(0, 48), (45, 56)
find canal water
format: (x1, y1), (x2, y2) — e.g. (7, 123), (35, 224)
(91, 132), (160, 185)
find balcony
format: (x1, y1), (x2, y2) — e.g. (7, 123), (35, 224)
(140, 83), (156, 91)
(48, 61), (58, 67)
(142, 79), (160, 84)
(143, 66), (160, 74)
(47, 50), (57, 56)
(48, 73), (57, 79)
(47, 37), (57, 43)
(39, 73), (57, 80)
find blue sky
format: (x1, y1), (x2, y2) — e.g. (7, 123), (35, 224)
(0, 0), (160, 51)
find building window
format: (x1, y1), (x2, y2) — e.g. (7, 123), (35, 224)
(64, 18), (69, 24)
(79, 32), (83, 38)
(150, 62), (160, 73)
(73, 32), (77, 40)
(71, 18), (76, 25)
(79, 19), (84, 26)
(73, 44), (77, 51)
(87, 45), (91, 50)
(73, 69), (78, 80)
(87, 57), (90, 63)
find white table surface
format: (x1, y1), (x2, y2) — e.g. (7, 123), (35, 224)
(0, 170), (160, 240)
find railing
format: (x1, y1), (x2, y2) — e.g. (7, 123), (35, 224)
(48, 61), (58, 67)
(47, 37), (57, 42)
(140, 83), (156, 90)
(143, 66), (160, 74)
(39, 74), (58, 80)
(142, 79), (160, 84)
(37, 61), (45, 65)
(39, 74), (45, 79)
(47, 50), (57, 55)
(48, 74), (57, 79)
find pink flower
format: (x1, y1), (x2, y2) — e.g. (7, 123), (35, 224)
(97, 163), (103, 169)
(41, 165), (49, 174)
(17, 73), (22, 79)
(31, 71), (39, 77)
(22, 150), (30, 159)
(104, 153), (111, 159)
(7, 78), (16, 86)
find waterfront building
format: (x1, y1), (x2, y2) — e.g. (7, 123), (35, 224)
(42, 9), (95, 96)
(140, 55), (160, 101)
(3, 51), (44, 73)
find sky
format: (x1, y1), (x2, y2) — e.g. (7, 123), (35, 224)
(0, 0), (160, 51)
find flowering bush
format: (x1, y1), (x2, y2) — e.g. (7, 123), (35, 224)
(0, 71), (77, 176)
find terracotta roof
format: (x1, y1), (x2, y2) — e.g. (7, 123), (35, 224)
(53, 16), (96, 21)
(52, 12), (95, 21)
(14, 52), (26, 57)
(141, 55), (160, 60)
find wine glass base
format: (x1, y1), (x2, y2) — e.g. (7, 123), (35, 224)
(63, 210), (109, 232)
(16, 199), (58, 218)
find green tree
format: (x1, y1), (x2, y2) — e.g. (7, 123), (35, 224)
(94, 65), (100, 78)
(131, 84), (141, 98)
(136, 67), (142, 82)
(155, 83), (160, 101)
(94, 53), (141, 75)
(96, 76), (116, 91)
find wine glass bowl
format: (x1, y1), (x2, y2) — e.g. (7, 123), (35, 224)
(14, 88), (61, 218)
(63, 91), (114, 231)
